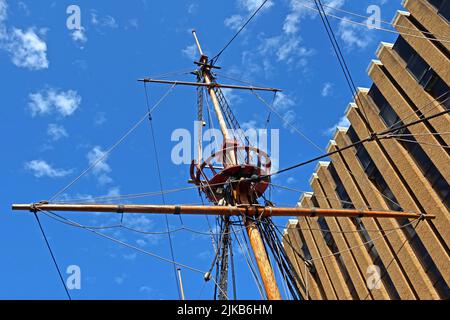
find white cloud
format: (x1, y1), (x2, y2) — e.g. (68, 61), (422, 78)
(221, 88), (242, 105)
(238, 0), (274, 12)
(0, 0), (6, 24)
(273, 92), (298, 131)
(224, 0), (273, 31)
(4, 28), (48, 70)
(338, 17), (372, 50)
(28, 88), (81, 117)
(25, 160), (72, 178)
(224, 14), (244, 31)
(324, 115), (350, 136)
(127, 18), (139, 29)
(187, 3), (198, 14)
(286, 176), (297, 184)
(123, 214), (161, 245)
(91, 12), (118, 28)
(181, 44), (197, 60)
(87, 146), (113, 185)
(94, 112), (107, 125)
(321, 82), (333, 97)
(283, 0), (346, 37)
(136, 239), (146, 247)
(124, 215), (154, 230)
(257, 35), (313, 70)
(0, 1), (49, 70)
(47, 123), (68, 141)
(273, 92), (295, 112)
(122, 253), (137, 260)
(71, 27), (87, 44)
(114, 274), (127, 285)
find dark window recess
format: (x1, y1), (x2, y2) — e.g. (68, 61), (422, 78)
(399, 217), (449, 298)
(328, 163), (355, 209)
(408, 54), (431, 82)
(368, 84), (449, 208)
(423, 73), (450, 110)
(369, 168), (403, 212)
(311, 195), (320, 208)
(398, 133), (450, 209)
(317, 217), (337, 252)
(301, 243), (313, 262)
(368, 85), (402, 127)
(347, 126), (360, 145)
(393, 36), (450, 106)
(428, 0), (450, 22)
(353, 142), (403, 211)
(317, 218), (358, 298)
(392, 36), (415, 62)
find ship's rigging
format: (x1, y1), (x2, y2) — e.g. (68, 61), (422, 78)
(11, 0), (449, 300)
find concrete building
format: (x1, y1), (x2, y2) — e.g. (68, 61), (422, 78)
(283, 0), (449, 300)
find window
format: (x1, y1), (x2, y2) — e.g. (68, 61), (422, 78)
(355, 145), (372, 172)
(428, 0), (450, 22)
(393, 36), (449, 106)
(328, 163), (355, 209)
(369, 85), (402, 127)
(423, 73), (450, 110)
(311, 195), (320, 208)
(353, 142), (404, 211)
(407, 54), (432, 83)
(317, 217), (336, 251)
(398, 132), (450, 209)
(367, 84), (449, 208)
(369, 169), (403, 211)
(392, 36), (415, 63)
(347, 126), (360, 145)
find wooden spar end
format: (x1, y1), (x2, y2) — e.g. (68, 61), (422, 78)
(11, 203), (435, 220)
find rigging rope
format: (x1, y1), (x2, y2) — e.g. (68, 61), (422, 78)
(297, 0), (450, 44)
(144, 82), (182, 300)
(40, 209), (230, 299)
(211, 0), (272, 65)
(314, 0), (373, 137)
(33, 212), (72, 300)
(49, 83), (177, 202)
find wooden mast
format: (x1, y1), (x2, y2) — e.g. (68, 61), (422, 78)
(192, 30), (281, 300)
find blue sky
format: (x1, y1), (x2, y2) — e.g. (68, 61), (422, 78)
(1, 0), (403, 299)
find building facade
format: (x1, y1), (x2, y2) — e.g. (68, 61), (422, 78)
(282, 0), (449, 300)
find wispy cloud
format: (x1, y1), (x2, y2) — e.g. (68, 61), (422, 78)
(224, 0), (274, 33)
(324, 115), (350, 136)
(25, 160), (72, 178)
(238, 0), (274, 12)
(273, 92), (298, 130)
(0, 0), (6, 25)
(114, 274), (127, 285)
(181, 43), (197, 60)
(224, 14), (244, 31)
(321, 82), (333, 97)
(47, 123), (68, 141)
(71, 27), (87, 45)
(87, 146), (113, 185)
(28, 88), (81, 117)
(91, 11), (118, 29)
(338, 16), (372, 50)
